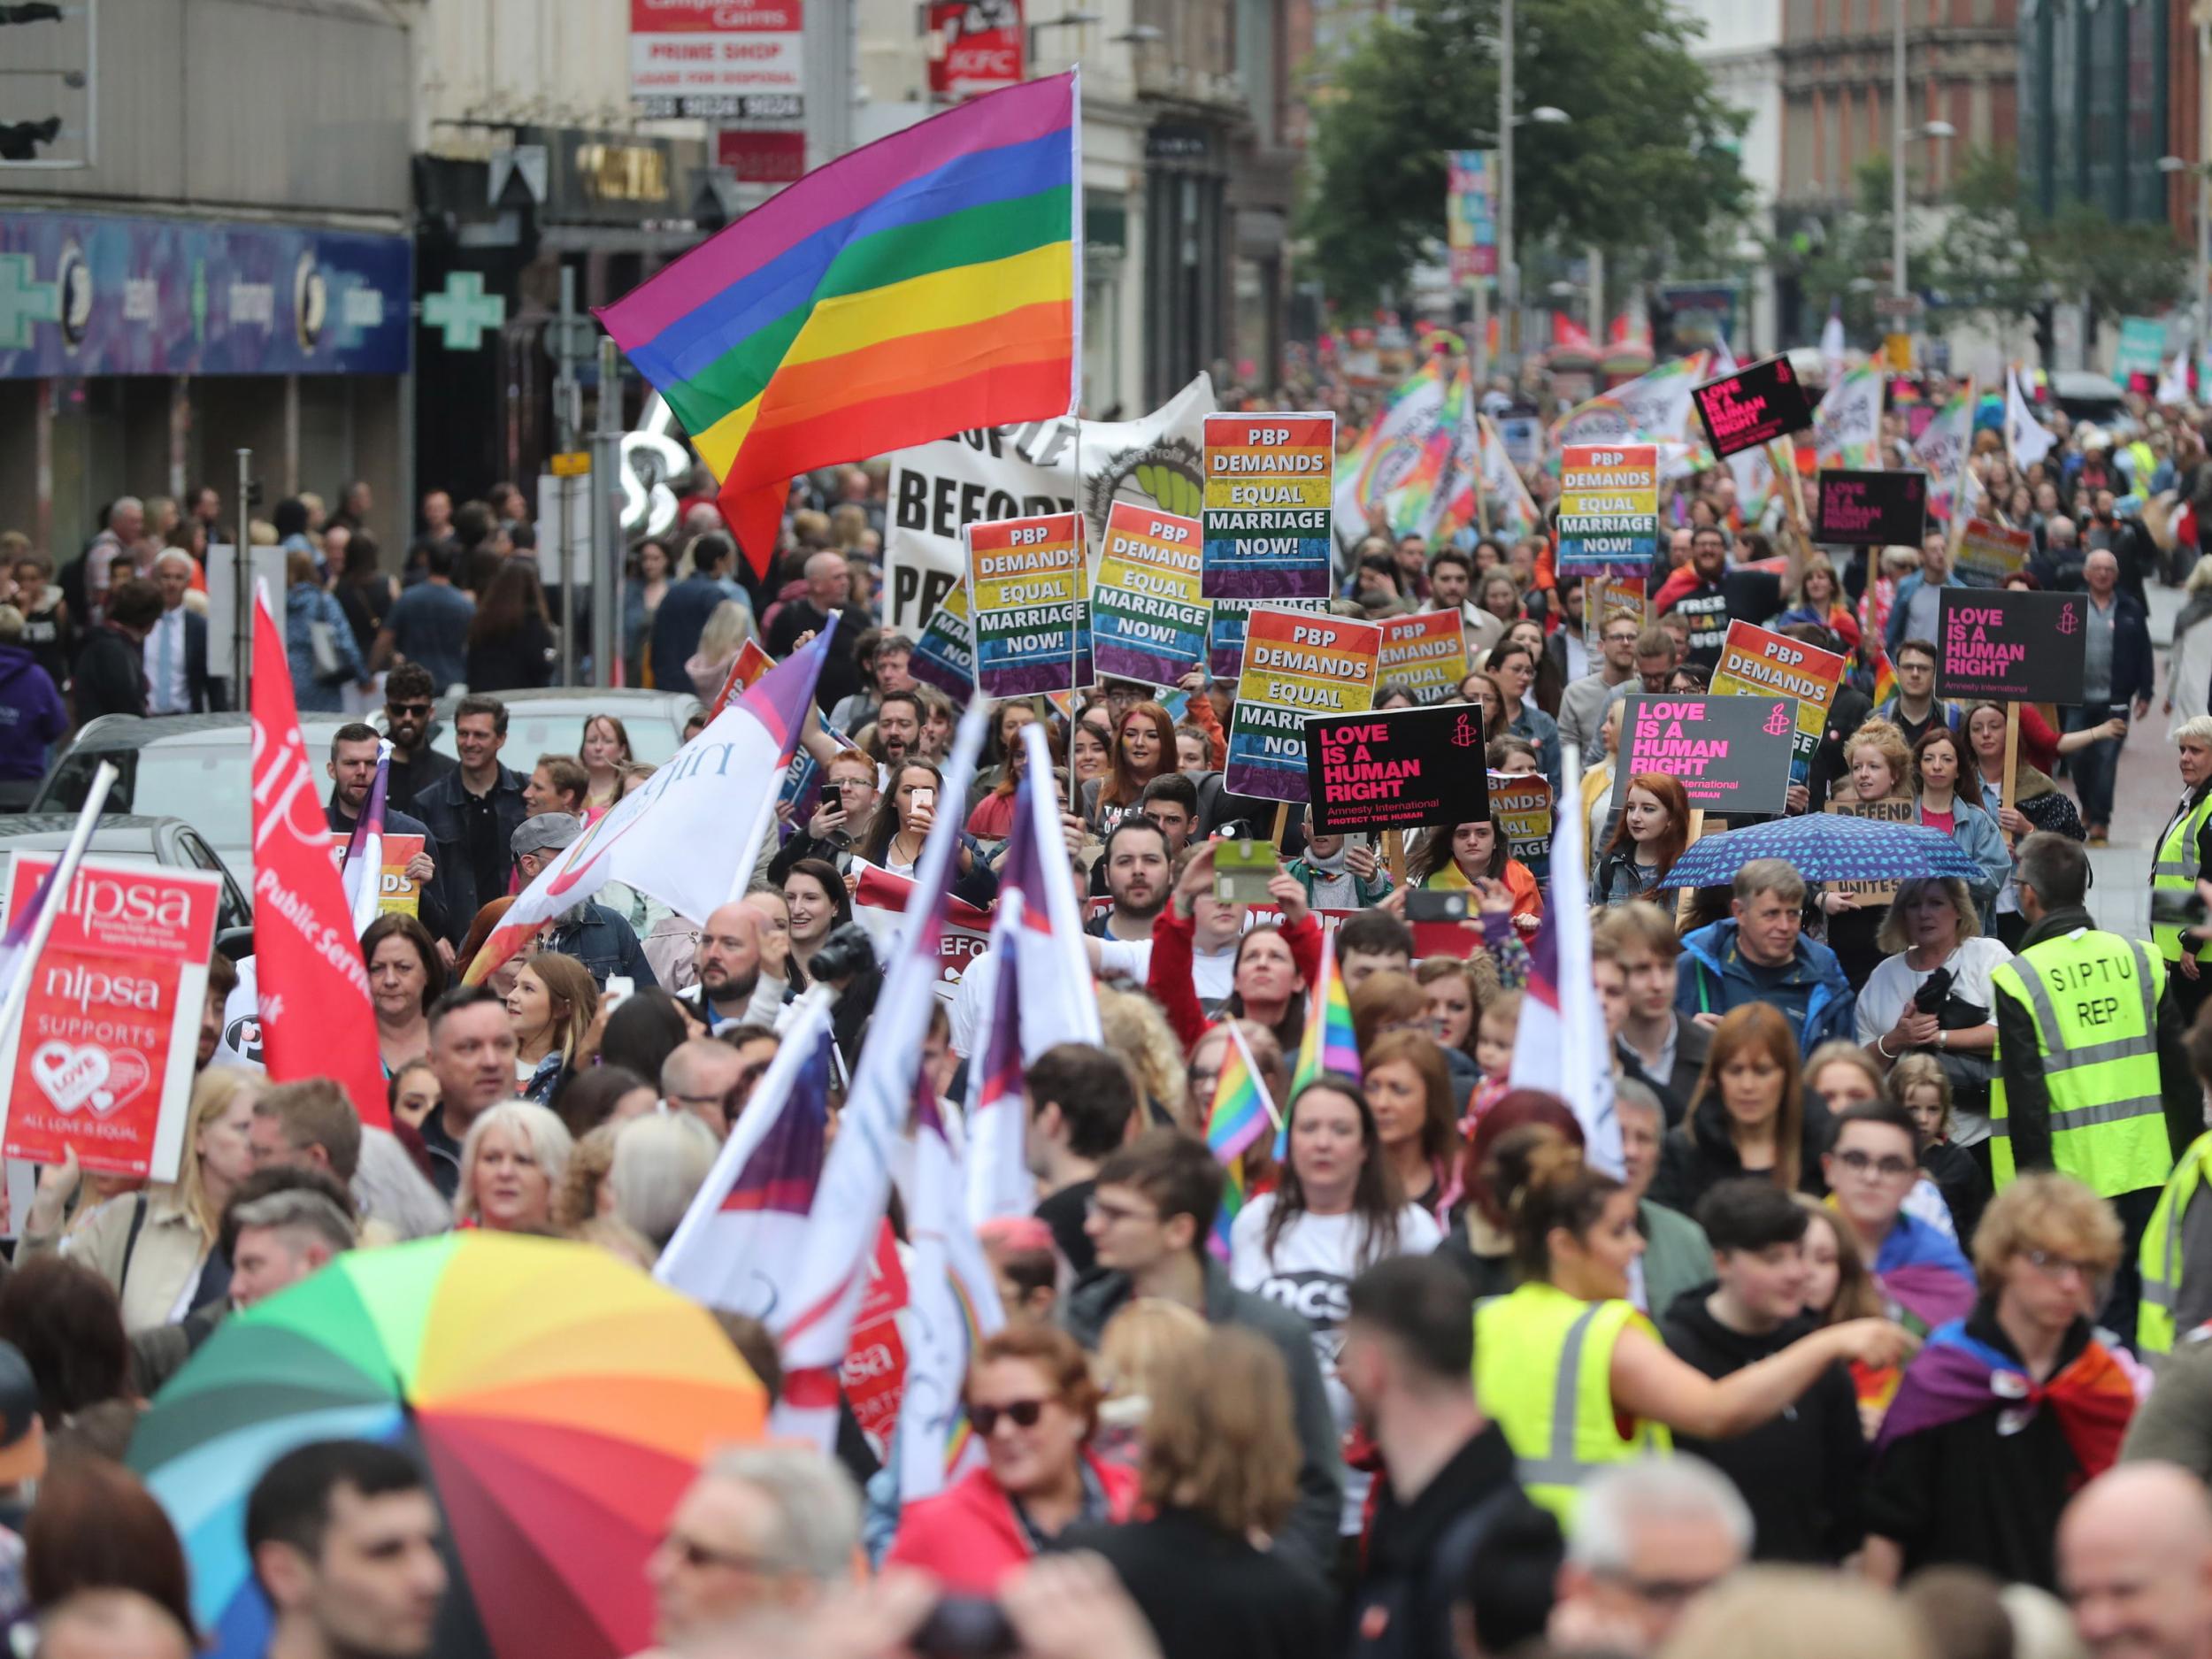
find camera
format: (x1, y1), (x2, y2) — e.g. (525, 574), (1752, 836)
(1407, 889), (1470, 924)
(2151, 888), (2209, 931)
(910, 1597), (1017, 1659)
(809, 920), (878, 988)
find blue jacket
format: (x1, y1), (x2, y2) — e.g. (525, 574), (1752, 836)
(541, 901), (661, 990)
(1677, 917), (1855, 1052)
(1884, 570), (1965, 659)
(284, 582), (366, 713)
(0, 643), (67, 783)
(1925, 795), (2010, 930)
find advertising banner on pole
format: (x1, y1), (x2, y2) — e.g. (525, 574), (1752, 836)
(1446, 150), (1498, 282)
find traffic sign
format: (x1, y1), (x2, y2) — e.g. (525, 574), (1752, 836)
(1874, 293), (1925, 319)
(549, 451), (590, 478)
(542, 313), (598, 365)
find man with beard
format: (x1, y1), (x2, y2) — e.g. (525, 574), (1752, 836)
(678, 901), (783, 1034)
(377, 665), (456, 815)
(870, 688), (923, 777)
(1652, 526), (1785, 673)
(508, 817), (657, 989)
(326, 726), (449, 947)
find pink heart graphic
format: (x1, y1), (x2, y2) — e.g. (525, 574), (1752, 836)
(28, 1042), (151, 1118)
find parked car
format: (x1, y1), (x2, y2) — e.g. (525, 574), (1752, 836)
(0, 814), (255, 938)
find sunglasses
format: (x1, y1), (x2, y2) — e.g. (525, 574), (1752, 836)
(387, 701), (434, 717)
(970, 1398), (1050, 1435)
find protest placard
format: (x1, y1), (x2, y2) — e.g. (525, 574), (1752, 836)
(1376, 611), (1469, 703)
(1610, 694), (1798, 818)
(1490, 772), (1554, 869)
(1210, 595), (1325, 680)
(1201, 412), (1335, 602)
(0, 855), (219, 1180)
(1953, 518), (2032, 588)
(1302, 704), (1490, 835)
(1090, 502), (1210, 688)
(1693, 354), (1815, 458)
(1934, 588), (2087, 705)
(326, 833), (426, 917)
(1226, 609), (1382, 802)
(1814, 469), (1929, 547)
(1556, 445), (1661, 574)
(1826, 796), (1916, 907)
(964, 511), (1093, 697)
(1584, 574), (1652, 653)
(1708, 621), (1847, 785)
(906, 581), (976, 699)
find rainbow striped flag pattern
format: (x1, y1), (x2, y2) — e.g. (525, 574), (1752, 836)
(1205, 1022), (1277, 1260)
(1281, 928), (1360, 1156)
(1870, 650), (1898, 709)
(596, 74), (1080, 576)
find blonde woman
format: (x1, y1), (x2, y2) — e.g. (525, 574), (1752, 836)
(20, 1066), (261, 1329)
(455, 1101), (574, 1233)
(685, 598), (757, 703)
(1094, 1297), (1209, 1470)
(1096, 986), (1187, 1128)
(507, 951), (597, 1103)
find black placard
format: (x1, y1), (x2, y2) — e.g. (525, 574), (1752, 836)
(1693, 355), (1815, 458)
(1933, 588), (2089, 705)
(1302, 705), (1491, 835)
(1610, 693), (1798, 818)
(1814, 468), (1929, 547)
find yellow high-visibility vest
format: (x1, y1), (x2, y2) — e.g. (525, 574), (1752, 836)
(2139, 1130), (2212, 1354)
(2153, 789), (2212, 964)
(1473, 1280), (1671, 1523)
(1990, 929), (2173, 1197)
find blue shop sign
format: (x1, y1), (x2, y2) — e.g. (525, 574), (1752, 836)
(0, 211), (411, 379)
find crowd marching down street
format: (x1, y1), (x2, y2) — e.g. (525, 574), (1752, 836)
(19, 63), (2212, 1659)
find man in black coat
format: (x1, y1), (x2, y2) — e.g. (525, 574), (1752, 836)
(649, 531), (746, 694)
(411, 695), (528, 947)
(144, 549), (227, 714)
(1659, 1178), (1864, 1563)
(764, 549), (869, 713)
(71, 576), (158, 725)
(1342, 1256), (1555, 1659)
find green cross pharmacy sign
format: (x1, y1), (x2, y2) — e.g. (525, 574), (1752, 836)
(421, 272), (506, 351)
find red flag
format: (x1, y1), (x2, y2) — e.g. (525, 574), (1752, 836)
(247, 584), (390, 1128)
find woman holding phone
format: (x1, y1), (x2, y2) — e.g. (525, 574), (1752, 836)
(859, 761), (1000, 908)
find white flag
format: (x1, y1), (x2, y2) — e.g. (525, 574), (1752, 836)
(1812, 365), (1883, 469)
(2007, 366), (2055, 466)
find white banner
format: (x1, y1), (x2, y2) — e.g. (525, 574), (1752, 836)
(882, 373), (1215, 635)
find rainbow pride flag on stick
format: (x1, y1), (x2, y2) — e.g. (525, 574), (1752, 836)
(1280, 928), (1360, 1156)
(597, 74), (1082, 576)
(1206, 1023), (1277, 1260)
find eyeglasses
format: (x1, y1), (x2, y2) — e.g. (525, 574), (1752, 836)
(1834, 1148), (1916, 1180)
(1603, 1570), (1728, 1607)
(970, 1398), (1049, 1435)
(2023, 1248), (2101, 1283)
(657, 1532), (784, 1574)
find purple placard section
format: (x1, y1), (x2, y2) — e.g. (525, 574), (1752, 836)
(1933, 589), (2087, 705)
(1813, 469), (1928, 547)
(1693, 354), (1813, 458)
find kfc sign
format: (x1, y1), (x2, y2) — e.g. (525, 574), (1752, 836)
(929, 0), (1025, 97)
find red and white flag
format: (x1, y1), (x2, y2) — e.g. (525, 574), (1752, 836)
(849, 862), (995, 994)
(248, 582), (389, 1128)
(657, 988), (838, 1312)
(964, 722), (1099, 1226)
(771, 702), (990, 1450)
(464, 621), (839, 984)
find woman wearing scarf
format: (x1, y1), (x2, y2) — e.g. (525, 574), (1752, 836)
(1862, 1173), (2146, 1592)
(1285, 831), (1391, 910)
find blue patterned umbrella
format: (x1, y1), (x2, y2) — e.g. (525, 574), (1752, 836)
(1655, 811), (1987, 889)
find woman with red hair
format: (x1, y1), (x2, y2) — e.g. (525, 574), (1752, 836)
(1435, 1088), (1586, 1301)
(1081, 700), (1179, 835)
(1590, 772), (1693, 906)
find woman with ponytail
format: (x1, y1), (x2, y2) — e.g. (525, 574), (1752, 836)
(1471, 1119), (1915, 1525)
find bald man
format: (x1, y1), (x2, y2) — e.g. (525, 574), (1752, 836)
(660, 1039), (748, 1138)
(35, 1591), (193, 1659)
(678, 902), (783, 1034)
(765, 550), (867, 712)
(2060, 1463), (2212, 1659)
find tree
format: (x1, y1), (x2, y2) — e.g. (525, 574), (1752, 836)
(1920, 148), (2047, 333)
(1300, 0), (1750, 311)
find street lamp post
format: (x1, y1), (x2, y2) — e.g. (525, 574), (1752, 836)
(1499, 0), (1515, 366)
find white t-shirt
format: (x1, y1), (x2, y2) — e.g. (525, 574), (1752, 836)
(1230, 1194), (1443, 1532)
(1854, 935), (2010, 1147)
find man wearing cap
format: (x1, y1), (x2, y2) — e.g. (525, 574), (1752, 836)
(511, 816), (657, 989)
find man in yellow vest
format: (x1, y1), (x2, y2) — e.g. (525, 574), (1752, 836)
(1993, 833), (2196, 1346)
(2139, 1009), (2212, 1356)
(2152, 717), (2212, 1025)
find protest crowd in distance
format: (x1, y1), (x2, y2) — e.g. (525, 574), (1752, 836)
(16, 76), (2212, 1659)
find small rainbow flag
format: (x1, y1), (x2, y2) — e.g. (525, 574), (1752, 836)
(1205, 1023), (1277, 1260)
(597, 74), (1079, 576)
(1871, 649), (1897, 709)
(1281, 928), (1360, 1156)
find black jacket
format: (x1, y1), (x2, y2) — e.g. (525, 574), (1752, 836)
(71, 623), (147, 724)
(464, 616), (555, 695)
(411, 764), (529, 941)
(764, 596), (871, 712)
(1990, 903), (2198, 1184)
(1658, 1287), (1865, 1563)
(1063, 1509), (1333, 1659)
(1648, 1092), (1833, 1217)
(1617, 1013), (1710, 1126)
(1347, 1425), (1555, 1659)
(2090, 590), (2156, 710)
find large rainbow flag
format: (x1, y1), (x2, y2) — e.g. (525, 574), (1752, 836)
(596, 74), (1081, 575)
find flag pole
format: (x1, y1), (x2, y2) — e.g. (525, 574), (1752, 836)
(0, 761), (119, 1119)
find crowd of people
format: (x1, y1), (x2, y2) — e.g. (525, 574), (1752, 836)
(12, 368), (2212, 1659)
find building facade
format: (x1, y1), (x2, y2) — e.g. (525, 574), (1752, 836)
(0, 0), (413, 563)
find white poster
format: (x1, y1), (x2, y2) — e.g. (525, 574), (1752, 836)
(880, 373), (1215, 635)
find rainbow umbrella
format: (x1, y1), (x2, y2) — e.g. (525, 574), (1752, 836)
(128, 1233), (768, 1659)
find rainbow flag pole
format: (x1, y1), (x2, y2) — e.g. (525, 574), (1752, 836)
(1205, 1022), (1277, 1260)
(1280, 927), (1360, 1156)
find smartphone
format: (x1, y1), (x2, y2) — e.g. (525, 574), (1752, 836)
(1406, 888), (1471, 924)
(912, 787), (935, 816)
(1214, 839), (1277, 903)
(603, 975), (635, 1012)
